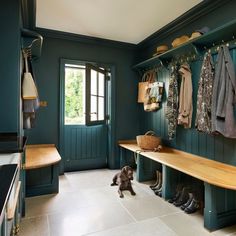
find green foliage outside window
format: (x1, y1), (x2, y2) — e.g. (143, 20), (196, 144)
(65, 68), (85, 124)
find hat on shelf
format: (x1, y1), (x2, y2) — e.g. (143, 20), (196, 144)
(196, 26), (210, 35)
(189, 31), (202, 41)
(171, 35), (189, 48)
(189, 26), (210, 41)
(153, 45), (168, 57)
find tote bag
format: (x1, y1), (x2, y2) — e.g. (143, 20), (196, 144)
(138, 71), (154, 103)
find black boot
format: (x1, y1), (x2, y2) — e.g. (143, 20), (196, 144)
(180, 192), (193, 210)
(168, 184), (184, 203)
(173, 187), (190, 207)
(184, 198), (200, 214)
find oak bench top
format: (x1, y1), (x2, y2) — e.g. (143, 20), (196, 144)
(119, 140), (236, 190)
(25, 144), (61, 170)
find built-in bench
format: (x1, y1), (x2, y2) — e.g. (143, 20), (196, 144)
(119, 140), (236, 231)
(25, 144), (61, 197)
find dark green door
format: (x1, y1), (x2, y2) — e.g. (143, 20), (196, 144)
(60, 59), (108, 171)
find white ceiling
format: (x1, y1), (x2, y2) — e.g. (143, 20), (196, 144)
(36, 0), (202, 44)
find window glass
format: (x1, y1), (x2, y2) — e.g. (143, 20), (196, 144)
(64, 66), (85, 124)
(91, 69), (97, 95)
(98, 72), (104, 96)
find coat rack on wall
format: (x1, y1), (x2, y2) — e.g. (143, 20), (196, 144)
(21, 28), (43, 59)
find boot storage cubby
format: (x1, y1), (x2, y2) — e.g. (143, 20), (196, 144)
(118, 140), (236, 231)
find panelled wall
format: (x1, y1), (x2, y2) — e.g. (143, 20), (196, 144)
(136, 0), (236, 229)
(140, 56), (236, 166)
(0, 0), (21, 132)
(25, 33), (139, 169)
(138, 0), (236, 167)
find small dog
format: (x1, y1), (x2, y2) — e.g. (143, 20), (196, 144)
(111, 166), (136, 198)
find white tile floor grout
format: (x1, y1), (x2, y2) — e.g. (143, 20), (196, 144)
(19, 169), (236, 236)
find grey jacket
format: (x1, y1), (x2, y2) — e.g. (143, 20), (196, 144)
(211, 45), (236, 138)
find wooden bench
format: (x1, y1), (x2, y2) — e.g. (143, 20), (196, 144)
(119, 140), (236, 190)
(119, 140), (236, 231)
(25, 144), (61, 197)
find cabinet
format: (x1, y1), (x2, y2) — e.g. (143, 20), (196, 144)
(0, 134), (26, 236)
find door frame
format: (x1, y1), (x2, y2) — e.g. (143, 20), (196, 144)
(59, 58), (116, 174)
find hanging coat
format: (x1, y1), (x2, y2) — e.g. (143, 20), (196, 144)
(178, 63), (193, 128)
(166, 65), (178, 139)
(195, 52), (214, 133)
(211, 45), (236, 138)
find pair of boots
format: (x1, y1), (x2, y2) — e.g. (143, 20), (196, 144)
(168, 185), (200, 214)
(149, 171), (162, 197)
(180, 192), (200, 214)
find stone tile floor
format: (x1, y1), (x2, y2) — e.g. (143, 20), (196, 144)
(19, 169), (236, 236)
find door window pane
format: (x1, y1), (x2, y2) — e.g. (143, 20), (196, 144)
(98, 97), (104, 120)
(98, 73), (104, 96)
(91, 69), (97, 95)
(64, 67), (85, 124)
(90, 95), (97, 121)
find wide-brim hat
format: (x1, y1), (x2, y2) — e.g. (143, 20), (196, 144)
(189, 31), (202, 41)
(172, 35), (189, 48)
(153, 45), (169, 57)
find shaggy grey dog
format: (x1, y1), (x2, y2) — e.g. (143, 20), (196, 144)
(111, 166), (136, 198)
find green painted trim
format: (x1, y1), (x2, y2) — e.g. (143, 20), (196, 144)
(138, 0), (232, 49)
(36, 27), (136, 50)
(21, 0), (36, 29)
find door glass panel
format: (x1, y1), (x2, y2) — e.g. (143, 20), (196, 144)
(64, 67), (85, 124)
(91, 69), (97, 95)
(98, 73), (104, 96)
(98, 97), (104, 120)
(90, 95), (97, 121)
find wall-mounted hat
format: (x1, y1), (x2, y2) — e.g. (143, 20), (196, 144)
(172, 35), (189, 48)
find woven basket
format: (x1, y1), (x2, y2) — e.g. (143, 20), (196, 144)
(136, 131), (161, 150)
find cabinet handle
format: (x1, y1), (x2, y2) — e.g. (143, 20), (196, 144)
(7, 181), (21, 220)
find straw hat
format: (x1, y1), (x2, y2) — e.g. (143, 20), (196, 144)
(189, 31), (202, 41)
(153, 45), (168, 57)
(189, 27), (210, 41)
(171, 35), (189, 48)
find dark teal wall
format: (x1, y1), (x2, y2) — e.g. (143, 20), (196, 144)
(0, 0), (21, 132)
(25, 35), (139, 168)
(137, 0), (236, 166)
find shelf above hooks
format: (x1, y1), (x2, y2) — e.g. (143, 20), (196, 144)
(133, 18), (236, 71)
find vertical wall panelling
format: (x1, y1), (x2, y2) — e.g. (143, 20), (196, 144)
(136, 1), (236, 228)
(0, 0), (21, 132)
(25, 33), (138, 170)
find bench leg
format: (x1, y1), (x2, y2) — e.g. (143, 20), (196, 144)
(204, 183), (236, 230)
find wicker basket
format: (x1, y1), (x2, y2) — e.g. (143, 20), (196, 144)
(136, 131), (161, 150)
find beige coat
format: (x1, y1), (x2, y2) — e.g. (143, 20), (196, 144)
(178, 63), (193, 128)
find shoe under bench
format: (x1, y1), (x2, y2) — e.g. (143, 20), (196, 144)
(119, 140), (236, 231)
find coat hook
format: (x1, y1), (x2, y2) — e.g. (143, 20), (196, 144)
(212, 43), (215, 47)
(222, 40), (225, 43)
(232, 35), (235, 40)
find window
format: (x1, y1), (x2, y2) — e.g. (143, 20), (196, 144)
(64, 62), (106, 126)
(86, 64), (106, 125)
